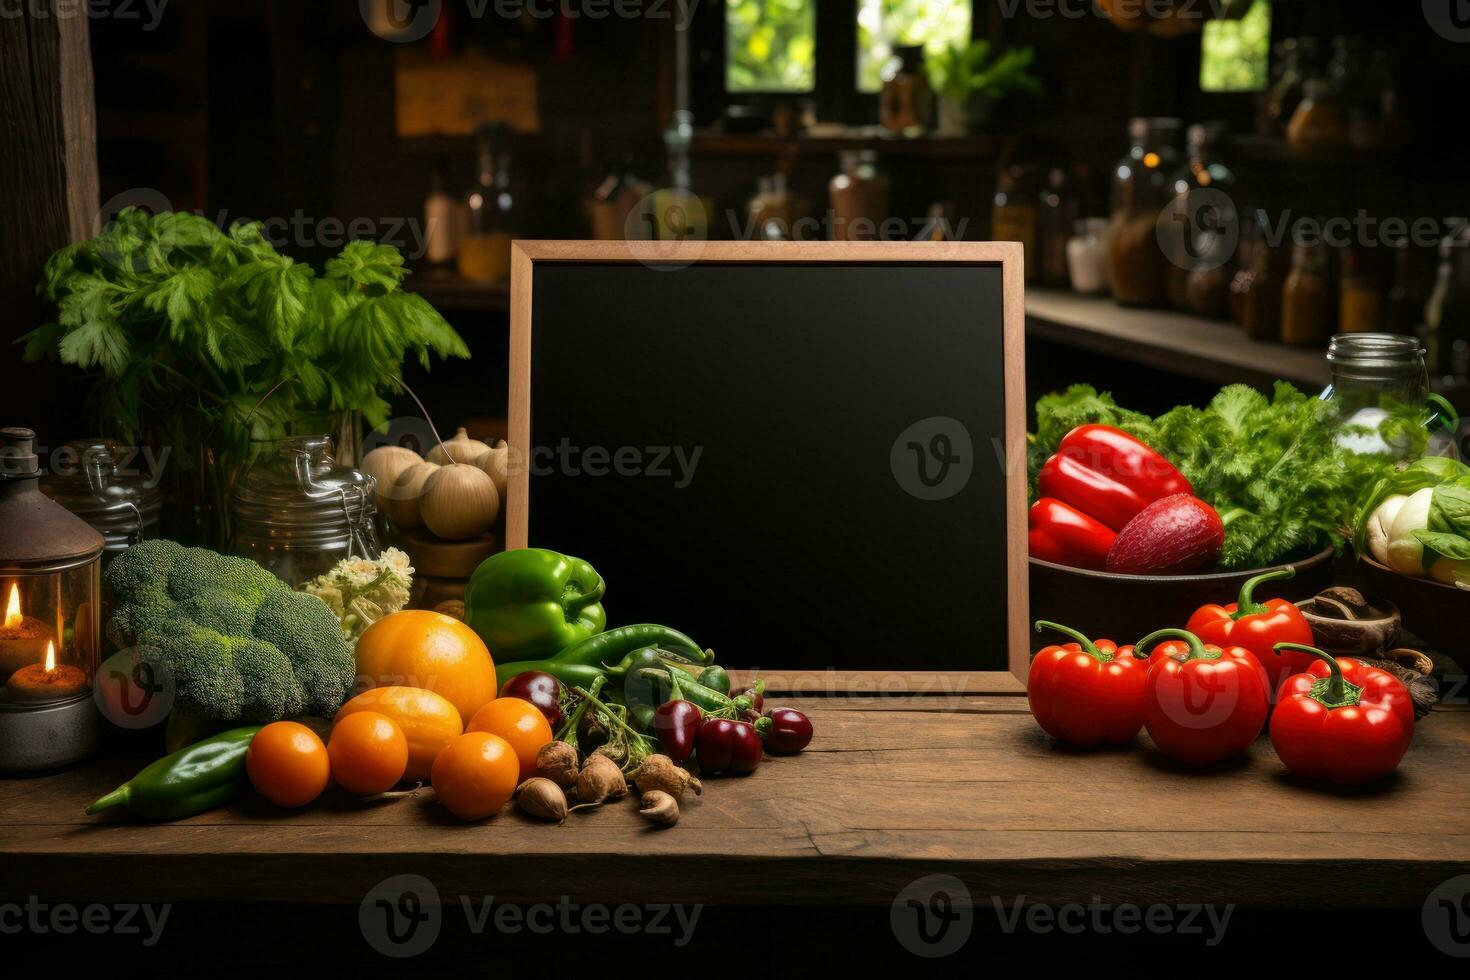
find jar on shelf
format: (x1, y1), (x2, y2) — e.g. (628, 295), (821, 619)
(231, 435), (381, 587)
(1107, 117), (1183, 307)
(1287, 79), (1349, 149)
(1038, 168), (1080, 286)
(41, 439), (163, 560)
(1321, 334), (1458, 459)
(829, 151), (890, 242)
(1338, 247), (1383, 335)
(1282, 239), (1332, 347)
(1238, 213), (1285, 342)
(879, 45), (933, 135)
(1067, 218), (1111, 296)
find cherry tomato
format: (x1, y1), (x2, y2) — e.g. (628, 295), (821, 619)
(499, 671), (564, 729)
(653, 699), (702, 764)
(696, 718), (762, 775)
(431, 732), (519, 820)
(466, 697), (554, 782)
(328, 710), (409, 795)
(247, 721), (330, 807)
(762, 707), (813, 754)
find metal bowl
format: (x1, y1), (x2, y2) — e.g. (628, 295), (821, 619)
(1028, 547), (1337, 651)
(1361, 557), (1470, 674)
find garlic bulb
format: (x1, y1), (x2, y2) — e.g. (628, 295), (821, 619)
(426, 427), (491, 466)
(360, 445), (422, 512)
(475, 440), (511, 501)
(421, 463), (499, 540)
(386, 461), (439, 529)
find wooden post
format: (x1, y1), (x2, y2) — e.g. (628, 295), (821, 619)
(0, 2), (99, 431)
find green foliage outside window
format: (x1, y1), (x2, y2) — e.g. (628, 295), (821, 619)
(857, 0), (971, 93)
(1200, 0), (1272, 93)
(726, 0), (816, 93)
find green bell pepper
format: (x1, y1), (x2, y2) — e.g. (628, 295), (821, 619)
(85, 726), (262, 821)
(465, 548), (607, 662)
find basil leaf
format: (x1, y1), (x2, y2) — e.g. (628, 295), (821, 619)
(1413, 529), (1470, 561)
(1430, 484), (1470, 536)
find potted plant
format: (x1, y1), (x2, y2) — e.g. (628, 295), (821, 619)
(927, 41), (1042, 135)
(22, 208), (470, 550)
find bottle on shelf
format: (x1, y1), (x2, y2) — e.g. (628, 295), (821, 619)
(1038, 168), (1079, 287)
(1107, 117), (1183, 307)
(1338, 247), (1383, 335)
(994, 165), (1039, 282)
(423, 161), (461, 268)
(1238, 212), (1285, 342)
(828, 151), (890, 242)
(1281, 238), (1332, 347)
(651, 110), (712, 242)
(458, 126), (518, 283)
(1169, 122), (1238, 318)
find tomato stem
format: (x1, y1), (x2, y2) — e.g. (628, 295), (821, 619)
(1136, 628), (1214, 662)
(1033, 621), (1109, 661)
(1274, 642), (1361, 707)
(1232, 566), (1295, 620)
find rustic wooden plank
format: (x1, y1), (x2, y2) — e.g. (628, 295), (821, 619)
(2, 706), (1466, 908)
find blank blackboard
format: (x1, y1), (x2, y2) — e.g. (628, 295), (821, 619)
(508, 242), (1027, 689)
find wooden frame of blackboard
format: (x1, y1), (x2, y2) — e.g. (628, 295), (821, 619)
(507, 241), (1029, 695)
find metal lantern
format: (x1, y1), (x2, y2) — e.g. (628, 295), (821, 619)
(0, 427), (106, 772)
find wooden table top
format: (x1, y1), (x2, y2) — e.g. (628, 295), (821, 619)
(3, 695), (1468, 909)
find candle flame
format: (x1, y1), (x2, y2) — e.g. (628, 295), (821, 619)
(3, 584), (20, 629)
(44, 641), (55, 672)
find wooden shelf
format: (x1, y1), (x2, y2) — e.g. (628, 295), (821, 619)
(1025, 288), (1330, 390)
(691, 127), (1009, 160)
(406, 272), (509, 313)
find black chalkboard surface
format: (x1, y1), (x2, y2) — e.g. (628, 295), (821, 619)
(508, 243), (1027, 689)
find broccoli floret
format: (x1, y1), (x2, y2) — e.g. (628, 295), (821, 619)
(105, 540), (354, 723)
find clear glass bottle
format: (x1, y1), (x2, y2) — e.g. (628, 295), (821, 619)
(994, 165), (1039, 282)
(1170, 122), (1238, 315)
(1107, 117), (1183, 307)
(1320, 334), (1455, 459)
(1038, 168), (1079, 286)
(458, 128), (516, 282)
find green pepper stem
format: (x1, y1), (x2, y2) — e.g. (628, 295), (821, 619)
(563, 573), (607, 617)
(1232, 566), (1295, 620)
(1033, 621), (1106, 660)
(1135, 628), (1210, 662)
(1274, 642), (1353, 704)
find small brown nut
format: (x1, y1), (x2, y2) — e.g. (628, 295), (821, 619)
(515, 778), (568, 823)
(639, 790), (679, 828)
(535, 741), (579, 790)
(571, 753), (627, 809)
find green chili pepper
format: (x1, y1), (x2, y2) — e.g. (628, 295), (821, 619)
(636, 668), (734, 714)
(557, 624), (708, 669)
(493, 659), (608, 692)
(85, 726), (262, 821)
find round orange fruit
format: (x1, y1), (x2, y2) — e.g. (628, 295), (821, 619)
(354, 610), (497, 723)
(431, 732), (519, 820)
(335, 686), (463, 781)
(247, 721), (330, 808)
(466, 696), (555, 782)
(328, 710), (409, 795)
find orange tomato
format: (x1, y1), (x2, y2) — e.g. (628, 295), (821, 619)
(354, 610), (498, 723)
(431, 732), (519, 820)
(328, 710), (409, 795)
(335, 686), (463, 781)
(466, 696), (554, 782)
(247, 721), (330, 808)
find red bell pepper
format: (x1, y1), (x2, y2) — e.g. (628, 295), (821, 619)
(1137, 628), (1270, 766)
(1269, 643), (1414, 785)
(1185, 567), (1315, 694)
(1028, 498), (1117, 570)
(1028, 621), (1148, 748)
(1037, 424), (1192, 532)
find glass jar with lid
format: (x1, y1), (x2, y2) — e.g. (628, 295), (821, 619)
(1107, 117), (1183, 307)
(1321, 334), (1458, 459)
(41, 439), (164, 560)
(231, 435), (381, 586)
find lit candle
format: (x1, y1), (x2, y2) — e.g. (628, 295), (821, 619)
(0, 583), (53, 680)
(5, 641), (88, 703)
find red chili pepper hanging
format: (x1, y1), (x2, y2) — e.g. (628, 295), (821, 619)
(1137, 628), (1270, 766)
(1027, 621), (1148, 748)
(1269, 642), (1414, 785)
(1186, 567), (1315, 695)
